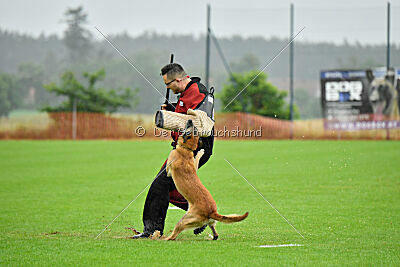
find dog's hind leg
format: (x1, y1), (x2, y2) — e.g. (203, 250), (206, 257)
(165, 212), (203, 241)
(208, 221), (219, 240)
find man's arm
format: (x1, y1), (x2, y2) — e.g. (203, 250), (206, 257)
(161, 103), (177, 111)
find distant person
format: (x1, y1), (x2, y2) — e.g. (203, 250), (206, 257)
(132, 63), (214, 238)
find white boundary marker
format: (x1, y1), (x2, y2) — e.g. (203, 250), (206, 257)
(168, 206), (181, 210)
(259, 244), (304, 248)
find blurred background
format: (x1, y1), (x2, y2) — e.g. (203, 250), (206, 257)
(0, 0), (399, 139)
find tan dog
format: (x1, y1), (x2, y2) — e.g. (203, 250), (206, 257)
(163, 120), (248, 241)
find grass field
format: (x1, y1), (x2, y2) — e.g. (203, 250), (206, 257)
(1, 140), (399, 266)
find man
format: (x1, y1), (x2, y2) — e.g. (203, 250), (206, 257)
(132, 63), (214, 238)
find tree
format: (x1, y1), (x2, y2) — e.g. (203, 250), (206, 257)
(218, 70), (299, 120)
(0, 72), (20, 117)
(294, 88), (322, 119)
(63, 6), (92, 65)
(41, 69), (137, 113)
(17, 63), (46, 108)
(231, 53), (260, 73)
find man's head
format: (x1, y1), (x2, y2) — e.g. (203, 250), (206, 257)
(161, 63), (189, 94)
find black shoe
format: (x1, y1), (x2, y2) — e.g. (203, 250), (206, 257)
(131, 232), (150, 239)
(193, 224), (207, 235)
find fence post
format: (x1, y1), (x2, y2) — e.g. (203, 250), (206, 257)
(72, 97), (77, 140)
(289, 3), (295, 139)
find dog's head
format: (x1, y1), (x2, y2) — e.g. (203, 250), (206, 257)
(368, 78), (394, 116)
(178, 120), (199, 151)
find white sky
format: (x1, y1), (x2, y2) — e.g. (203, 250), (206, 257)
(0, 0), (399, 45)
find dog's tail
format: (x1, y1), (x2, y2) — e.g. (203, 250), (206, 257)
(210, 211), (249, 223)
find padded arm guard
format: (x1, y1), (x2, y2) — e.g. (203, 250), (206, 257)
(155, 109), (214, 137)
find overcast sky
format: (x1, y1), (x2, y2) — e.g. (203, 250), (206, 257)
(0, 0), (399, 45)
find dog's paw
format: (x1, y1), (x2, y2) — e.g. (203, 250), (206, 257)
(197, 149), (205, 157)
(151, 231), (161, 240)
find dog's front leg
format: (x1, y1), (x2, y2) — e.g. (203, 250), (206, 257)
(166, 153), (175, 177)
(194, 149), (204, 171)
(165, 160), (172, 177)
(166, 163), (172, 177)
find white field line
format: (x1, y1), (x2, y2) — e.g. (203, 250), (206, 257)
(259, 244), (304, 248)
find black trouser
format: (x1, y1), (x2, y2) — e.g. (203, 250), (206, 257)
(142, 151), (211, 235)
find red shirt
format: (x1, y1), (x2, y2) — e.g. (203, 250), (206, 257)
(171, 77), (206, 141)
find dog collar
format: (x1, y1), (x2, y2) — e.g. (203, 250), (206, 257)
(177, 144), (194, 152)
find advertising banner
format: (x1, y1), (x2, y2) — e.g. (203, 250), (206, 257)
(321, 68), (400, 130)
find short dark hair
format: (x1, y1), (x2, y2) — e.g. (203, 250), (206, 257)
(161, 63), (186, 79)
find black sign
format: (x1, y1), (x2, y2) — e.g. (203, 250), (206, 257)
(321, 68), (400, 130)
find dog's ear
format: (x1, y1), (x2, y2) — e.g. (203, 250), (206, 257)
(183, 133), (191, 143)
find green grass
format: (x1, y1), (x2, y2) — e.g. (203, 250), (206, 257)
(0, 140), (399, 266)
(8, 109), (44, 117)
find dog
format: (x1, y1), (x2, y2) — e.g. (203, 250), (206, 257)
(162, 120), (248, 241)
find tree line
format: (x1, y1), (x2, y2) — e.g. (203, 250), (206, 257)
(1, 6), (399, 118)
